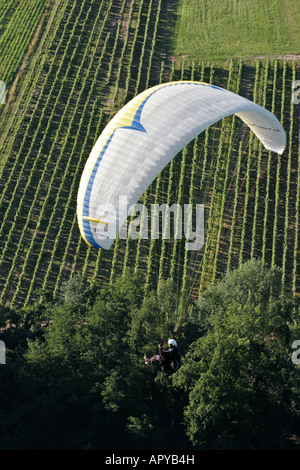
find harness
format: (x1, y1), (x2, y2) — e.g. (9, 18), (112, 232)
(160, 346), (182, 375)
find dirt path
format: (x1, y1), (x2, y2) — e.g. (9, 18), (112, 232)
(256, 54), (300, 61)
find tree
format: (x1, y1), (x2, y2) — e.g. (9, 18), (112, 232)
(174, 259), (300, 449)
(17, 272), (190, 450)
(59, 272), (87, 306)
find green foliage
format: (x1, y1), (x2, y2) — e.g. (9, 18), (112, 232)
(174, 259), (300, 449)
(0, 272), (189, 449)
(129, 277), (179, 353)
(0, 261), (299, 450)
(59, 272), (87, 306)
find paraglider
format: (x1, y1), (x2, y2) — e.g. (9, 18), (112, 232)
(144, 338), (182, 375)
(77, 81), (286, 250)
(77, 81), (286, 375)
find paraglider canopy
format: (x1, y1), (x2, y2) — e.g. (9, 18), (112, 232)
(77, 81), (286, 249)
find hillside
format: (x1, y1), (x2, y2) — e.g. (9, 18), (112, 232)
(0, 0), (299, 315)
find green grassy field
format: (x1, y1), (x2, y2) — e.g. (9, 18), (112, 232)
(172, 0), (300, 61)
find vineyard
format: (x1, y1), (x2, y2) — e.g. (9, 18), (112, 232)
(0, 0), (299, 319)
